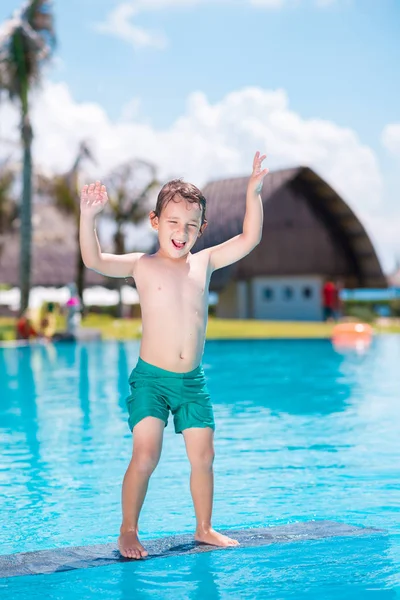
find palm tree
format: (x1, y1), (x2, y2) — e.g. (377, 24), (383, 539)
(105, 160), (159, 317)
(37, 142), (94, 302)
(0, 160), (18, 259)
(0, 0), (56, 313)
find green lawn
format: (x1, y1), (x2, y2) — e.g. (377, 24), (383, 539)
(207, 318), (336, 339)
(81, 315), (337, 340)
(0, 318), (16, 342)
(1, 314), (400, 342)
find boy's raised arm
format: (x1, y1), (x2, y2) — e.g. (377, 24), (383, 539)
(207, 152), (268, 272)
(80, 181), (143, 278)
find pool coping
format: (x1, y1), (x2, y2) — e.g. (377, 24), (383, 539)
(0, 520), (385, 579)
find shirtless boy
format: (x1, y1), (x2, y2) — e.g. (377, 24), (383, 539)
(79, 152), (268, 559)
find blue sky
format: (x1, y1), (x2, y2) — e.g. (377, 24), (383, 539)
(0, 0), (399, 271)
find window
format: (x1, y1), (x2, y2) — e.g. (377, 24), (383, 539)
(303, 286), (313, 299)
(263, 287), (274, 301)
(283, 286), (294, 300)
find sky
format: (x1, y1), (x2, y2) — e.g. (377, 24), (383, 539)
(0, 0), (399, 272)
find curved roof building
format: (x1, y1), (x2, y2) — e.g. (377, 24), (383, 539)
(195, 167), (386, 320)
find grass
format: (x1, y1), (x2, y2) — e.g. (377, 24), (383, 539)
(373, 322), (400, 334)
(1, 314), (400, 342)
(82, 316), (337, 340)
(81, 314), (143, 340)
(0, 318), (15, 342)
(206, 318), (335, 339)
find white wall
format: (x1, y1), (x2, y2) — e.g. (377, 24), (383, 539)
(252, 276), (324, 321)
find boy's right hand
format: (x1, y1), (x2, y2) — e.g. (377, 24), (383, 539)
(80, 181), (108, 216)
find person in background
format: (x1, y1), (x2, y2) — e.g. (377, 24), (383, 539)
(322, 279), (338, 322)
(16, 310), (38, 341)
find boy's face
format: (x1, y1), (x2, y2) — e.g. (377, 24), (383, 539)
(151, 196), (206, 259)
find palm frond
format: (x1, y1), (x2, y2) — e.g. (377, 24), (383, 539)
(0, 0), (56, 98)
(36, 141), (95, 218)
(67, 141), (96, 189)
(126, 178), (159, 222)
(106, 159), (158, 225)
(37, 172), (79, 217)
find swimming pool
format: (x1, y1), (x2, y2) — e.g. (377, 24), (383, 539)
(1, 337), (399, 598)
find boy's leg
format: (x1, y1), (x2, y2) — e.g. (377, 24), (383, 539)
(182, 427), (239, 547)
(119, 416), (164, 559)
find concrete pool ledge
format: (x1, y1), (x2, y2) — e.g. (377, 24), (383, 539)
(0, 521), (384, 579)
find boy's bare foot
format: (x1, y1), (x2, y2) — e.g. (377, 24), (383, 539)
(195, 528), (239, 547)
(118, 528), (148, 559)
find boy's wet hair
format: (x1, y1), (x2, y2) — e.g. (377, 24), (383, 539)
(154, 179), (207, 226)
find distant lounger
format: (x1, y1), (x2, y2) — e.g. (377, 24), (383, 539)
(0, 521), (384, 579)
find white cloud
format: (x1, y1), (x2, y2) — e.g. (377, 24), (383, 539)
(95, 0), (340, 49)
(382, 123), (400, 158)
(1, 80), (394, 270)
(93, 2), (167, 49)
(120, 97), (142, 121)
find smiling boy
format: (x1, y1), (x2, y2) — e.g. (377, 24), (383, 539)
(79, 152), (268, 559)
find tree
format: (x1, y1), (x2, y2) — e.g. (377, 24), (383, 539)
(37, 141), (94, 302)
(105, 160), (159, 317)
(0, 160), (18, 259)
(0, 0), (56, 313)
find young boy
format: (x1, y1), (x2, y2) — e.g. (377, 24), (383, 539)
(79, 151), (268, 560)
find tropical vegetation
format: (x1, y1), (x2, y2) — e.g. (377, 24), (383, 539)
(0, 0), (56, 313)
(104, 159), (159, 316)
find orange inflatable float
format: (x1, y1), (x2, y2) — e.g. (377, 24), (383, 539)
(332, 322), (373, 351)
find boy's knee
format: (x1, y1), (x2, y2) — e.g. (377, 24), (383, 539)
(189, 448), (215, 469)
(132, 449), (160, 475)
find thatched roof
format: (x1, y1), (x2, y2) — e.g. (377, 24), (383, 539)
(193, 167), (386, 291)
(0, 202), (107, 287)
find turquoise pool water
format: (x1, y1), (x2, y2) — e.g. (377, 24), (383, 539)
(0, 337), (399, 598)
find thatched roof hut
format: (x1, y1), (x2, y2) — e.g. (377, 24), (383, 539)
(193, 166), (386, 320)
(197, 167), (385, 289)
(0, 202), (106, 287)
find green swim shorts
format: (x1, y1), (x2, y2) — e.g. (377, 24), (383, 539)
(125, 357), (215, 434)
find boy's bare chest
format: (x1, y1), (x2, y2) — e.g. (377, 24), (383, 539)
(134, 256), (210, 304)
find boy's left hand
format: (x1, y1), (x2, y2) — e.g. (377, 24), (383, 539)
(248, 151), (268, 195)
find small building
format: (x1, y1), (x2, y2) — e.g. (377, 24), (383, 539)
(0, 201), (107, 288)
(195, 167), (386, 321)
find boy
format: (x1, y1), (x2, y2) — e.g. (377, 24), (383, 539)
(79, 151), (268, 560)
